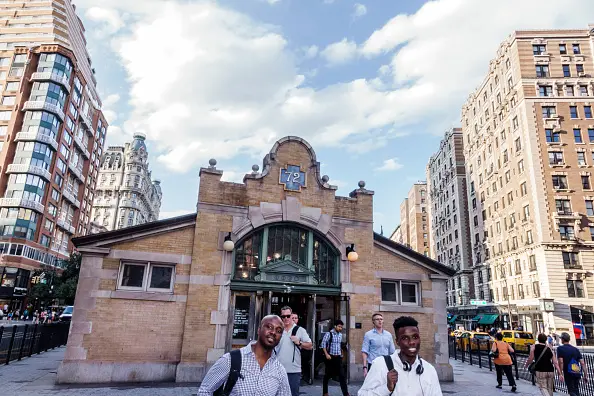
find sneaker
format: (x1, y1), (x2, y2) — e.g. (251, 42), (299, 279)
(511, 386), (516, 392)
(495, 385), (502, 389)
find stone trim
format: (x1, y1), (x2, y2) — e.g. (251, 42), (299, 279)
(77, 246), (110, 256)
(108, 249), (192, 265)
(375, 271), (428, 281)
(91, 289), (187, 302)
(90, 222), (195, 248)
(58, 361), (177, 384)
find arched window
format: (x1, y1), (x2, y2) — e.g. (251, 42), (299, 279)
(233, 224), (339, 286)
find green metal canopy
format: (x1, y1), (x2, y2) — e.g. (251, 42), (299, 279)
(478, 314), (499, 325)
(448, 315), (458, 324)
(471, 314), (483, 321)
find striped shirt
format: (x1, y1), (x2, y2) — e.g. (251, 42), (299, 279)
(322, 330), (342, 356)
(197, 343), (291, 396)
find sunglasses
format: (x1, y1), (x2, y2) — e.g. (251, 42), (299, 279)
(280, 315), (292, 319)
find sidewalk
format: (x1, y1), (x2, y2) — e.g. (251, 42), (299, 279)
(0, 347), (558, 396)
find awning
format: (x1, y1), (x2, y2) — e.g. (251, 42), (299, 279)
(471, 314), (483, 321)
(478, 314), (499, 325)
(448, 315), (459, 324)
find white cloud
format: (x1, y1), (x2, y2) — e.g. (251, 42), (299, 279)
(265, 0), (281, 4)
(352, 3), (367, 19)
(375, 158), (403, 172)
(159, 209), (195, 220)
(320, 38), (358, 65)
(303, 45), (319, 59)
(85, 7), (125, 37)
(221, 170), (247, 183)
(77, 0), (594, 176)
(102, 93), (120, 124)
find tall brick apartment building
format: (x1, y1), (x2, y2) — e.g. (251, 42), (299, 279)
(59, 137), (455, 384)
(0, 0), (107, 310)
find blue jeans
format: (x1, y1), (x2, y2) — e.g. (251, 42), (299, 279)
(287, 372), (300, 396)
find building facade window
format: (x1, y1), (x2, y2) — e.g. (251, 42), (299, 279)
(117, 262), (175, 292)
(381, 280), (420, 306)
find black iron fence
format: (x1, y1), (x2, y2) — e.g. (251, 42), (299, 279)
(0, 322), (69, 364)
(448, 336), (594, 395)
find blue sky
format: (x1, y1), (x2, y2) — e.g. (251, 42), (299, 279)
(74, 0), (594, 233)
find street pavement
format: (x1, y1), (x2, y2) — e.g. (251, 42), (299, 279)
(0, 347), (560, 395)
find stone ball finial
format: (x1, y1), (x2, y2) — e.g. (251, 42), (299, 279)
(322, 175), (329, 183)
(209, 158), (217, 167)
(252, 164), (259, 172)
(358, 180), (366, 189)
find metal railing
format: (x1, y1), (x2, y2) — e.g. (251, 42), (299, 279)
(0, 323), (69, 365)
(448, 336), (594, 395)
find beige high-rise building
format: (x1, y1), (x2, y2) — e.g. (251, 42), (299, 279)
(462, 26), (594, 340)
(0, 0), (107, 311)
(395, 182), (429, 256)
(427, 128), (474, 309)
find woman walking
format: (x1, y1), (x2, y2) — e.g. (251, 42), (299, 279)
(491, 332), (517, 392)
(524, 333), (563, 396)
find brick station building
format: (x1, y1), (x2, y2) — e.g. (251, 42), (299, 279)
(58, 136), (455, 384)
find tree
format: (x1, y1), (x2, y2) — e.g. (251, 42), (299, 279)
(55, 252), (81, 305)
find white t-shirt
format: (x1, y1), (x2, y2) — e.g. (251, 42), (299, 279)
(358, 351), (442, 396)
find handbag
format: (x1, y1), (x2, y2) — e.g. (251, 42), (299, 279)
(528, 344), (548, 374)
(490, 342), (499, 358)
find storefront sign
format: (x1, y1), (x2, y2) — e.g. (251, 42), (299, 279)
(470, 300), (487, 306)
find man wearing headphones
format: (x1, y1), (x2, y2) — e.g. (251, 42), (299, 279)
(358, 316), (442, 396)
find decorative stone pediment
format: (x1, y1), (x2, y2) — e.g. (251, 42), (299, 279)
(258, 260), (313, 284)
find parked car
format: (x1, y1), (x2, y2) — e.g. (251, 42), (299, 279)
(501, 330), (534, 353)
(457, 331), (493, 351)
(59, 306), (73, 322)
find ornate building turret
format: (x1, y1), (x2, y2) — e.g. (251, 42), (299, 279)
(90, 133), (162, 231)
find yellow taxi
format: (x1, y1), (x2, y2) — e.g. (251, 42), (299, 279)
(501, 331), (535, 353)
(456, 331), (493, 351)
(450, 329), (464, 338)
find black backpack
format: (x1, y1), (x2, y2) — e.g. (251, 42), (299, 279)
(213, 349), (242, 396)
(384, 355), (394, 371)
(291, 325), (301, 362)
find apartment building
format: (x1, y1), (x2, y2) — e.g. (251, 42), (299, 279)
(91, 133), (162, 231)
(0, 0), (107, 310)
(395, 182), (430, 256)
(462, 26), (594, 340)
(389, 224), (403, 244)
(427, 128), (474, 310)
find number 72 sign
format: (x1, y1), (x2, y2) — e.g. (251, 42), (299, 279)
(279, 165), (306, 192)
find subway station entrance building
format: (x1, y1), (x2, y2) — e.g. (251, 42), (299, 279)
(58, 136), (455, 384)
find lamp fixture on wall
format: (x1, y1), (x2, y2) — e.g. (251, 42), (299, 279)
(223, 232), (235, 252)
(346, 244), (358, 262)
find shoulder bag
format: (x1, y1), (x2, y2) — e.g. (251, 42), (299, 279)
(528, 344), (548, 374)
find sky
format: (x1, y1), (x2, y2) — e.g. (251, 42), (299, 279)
(73, 0), (594, 233)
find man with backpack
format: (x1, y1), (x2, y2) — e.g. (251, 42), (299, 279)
(322, 319), (350, 396)
(198, 314), (290, 395)
(358, 316), (442, 396)
(557, 332), (589, 396)
(276, 306), (313, 396)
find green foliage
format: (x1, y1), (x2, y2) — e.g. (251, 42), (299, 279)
(28, 252), (82, 305)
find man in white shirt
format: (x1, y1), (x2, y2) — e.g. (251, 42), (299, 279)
(358, 316), (442, 396)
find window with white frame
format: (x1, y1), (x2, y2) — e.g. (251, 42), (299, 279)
(118, 262), (175, 292)
(380, 280), (420, 305)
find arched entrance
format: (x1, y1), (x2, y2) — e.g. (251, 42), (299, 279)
(228, 223), (349, 383)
